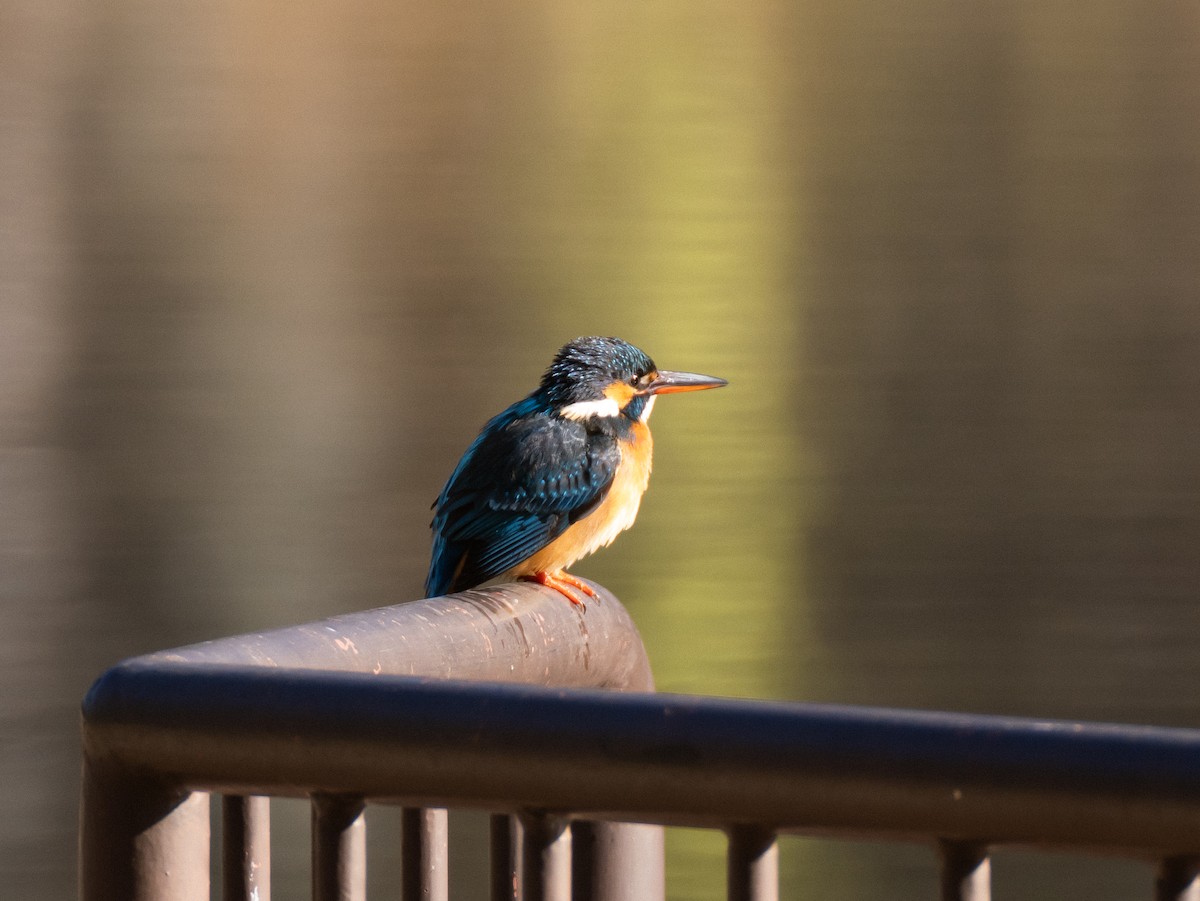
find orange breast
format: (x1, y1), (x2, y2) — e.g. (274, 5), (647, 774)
(508, 422), (654, 577)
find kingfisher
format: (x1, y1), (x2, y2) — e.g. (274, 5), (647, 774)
(426, 336), (726, 605)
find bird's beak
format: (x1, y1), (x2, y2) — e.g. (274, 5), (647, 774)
(642, 369), (728, 395)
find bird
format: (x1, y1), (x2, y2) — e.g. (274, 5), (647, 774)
(426, 336), (727, 605)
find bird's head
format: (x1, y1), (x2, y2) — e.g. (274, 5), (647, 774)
(539, 336), (727, 425)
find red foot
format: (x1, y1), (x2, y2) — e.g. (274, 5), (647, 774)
(521, 570), (598, 608)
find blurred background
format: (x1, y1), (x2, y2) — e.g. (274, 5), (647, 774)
(4, 0), (1200, 897)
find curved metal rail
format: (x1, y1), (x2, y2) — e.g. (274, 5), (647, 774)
(80, 579), (1200, 901)
(80, 580), (661, 901)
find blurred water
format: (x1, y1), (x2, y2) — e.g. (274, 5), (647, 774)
(4, 0), (1200, 897)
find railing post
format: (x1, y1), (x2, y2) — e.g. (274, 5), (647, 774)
(402, 807), (448, 901)
(727, 825), (778, 901)
(520, 811), (572, 901)
(79, 753), (210, 901)
(939, 840), (991, 901)
(491, 814), (519, 901)
(222, 795), (270, 901)
(1157, 856), (1200, 901)
(312, 795), (366, 901)
(573, 820), (665, 901)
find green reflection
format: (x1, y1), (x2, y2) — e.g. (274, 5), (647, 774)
(501, 5), (812, 897)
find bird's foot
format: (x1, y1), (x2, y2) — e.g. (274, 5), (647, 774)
(521, 570), (598, 608)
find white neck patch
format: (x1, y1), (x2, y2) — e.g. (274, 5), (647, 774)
(638, 394), (656, 423)
(559, 397), (621, 421)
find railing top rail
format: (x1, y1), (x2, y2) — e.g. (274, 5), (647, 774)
(80, 582), (661, 901)
(121, 581), (654, 691)
(84, 647), (1200, 857)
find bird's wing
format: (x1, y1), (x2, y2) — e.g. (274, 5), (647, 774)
(425, 410), (619, 596)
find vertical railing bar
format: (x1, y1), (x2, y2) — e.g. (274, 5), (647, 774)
(938, 840), (991, 901)
(490, 814), (518, 901)
(570, 820), (597, 901)
(311, 795), (366, 901)
(222, 795), (271, 901)
(80, 754), (210, 901)
(1156, 856), (1200, 901)
(519, 811), (571, 901)
(401, 807), (449, 901)
(727, 825), (778, 901)
(584, 820), (666, 901)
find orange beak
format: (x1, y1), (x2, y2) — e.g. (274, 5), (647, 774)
(643, 369), (728, 395)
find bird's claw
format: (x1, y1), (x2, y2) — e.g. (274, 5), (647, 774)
(522, 571), (598, 609)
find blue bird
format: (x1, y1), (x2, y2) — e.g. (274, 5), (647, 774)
(427, 336), (726, 605)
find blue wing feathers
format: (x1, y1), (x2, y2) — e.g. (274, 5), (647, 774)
(425, 398), (618, 597)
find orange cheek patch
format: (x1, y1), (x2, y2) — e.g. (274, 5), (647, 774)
(603, 382), (638, 407)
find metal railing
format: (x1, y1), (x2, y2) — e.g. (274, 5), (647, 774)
(80, 582), (1200, 901)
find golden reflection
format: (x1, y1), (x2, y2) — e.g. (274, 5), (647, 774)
(5, 0), (1199, 898)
